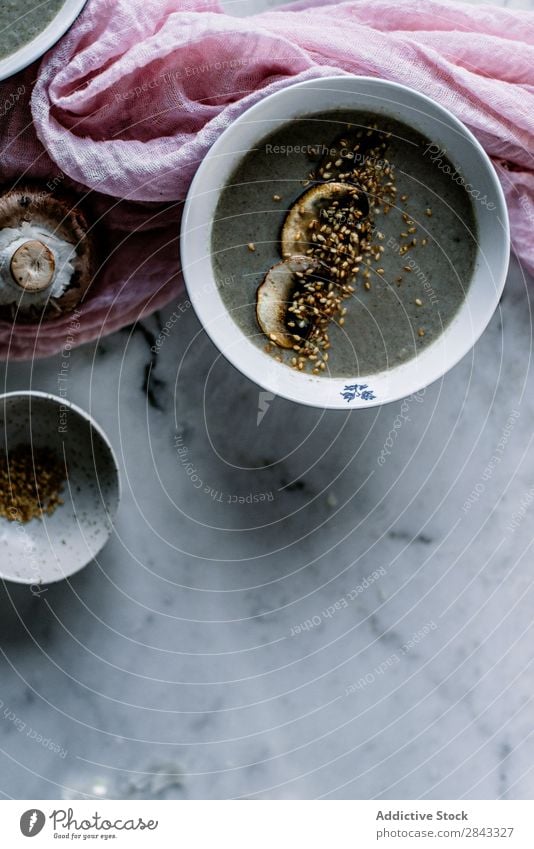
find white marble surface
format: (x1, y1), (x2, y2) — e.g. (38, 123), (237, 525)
(1, 0), (534, 801)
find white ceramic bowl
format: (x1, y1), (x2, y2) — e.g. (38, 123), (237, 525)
(0, 391), (120, 585)
(181, 75), (510, 410)
(0, 0), (87, 82)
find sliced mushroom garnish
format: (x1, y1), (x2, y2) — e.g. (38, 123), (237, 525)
(0, 187), (95, 321)
(281, 183), (368, 259)
(256, 255), (317, 349)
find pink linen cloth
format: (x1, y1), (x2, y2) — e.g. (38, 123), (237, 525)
(0, 0), (533, 359)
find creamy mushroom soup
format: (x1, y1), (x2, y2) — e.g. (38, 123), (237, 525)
(211, 110), (478, 377)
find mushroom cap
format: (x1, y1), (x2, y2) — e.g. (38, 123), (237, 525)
(10, 240), (56, 293)
(0, 186), (95, 321)
(281, 183), (368, 259)
(256, 255), (317, 349)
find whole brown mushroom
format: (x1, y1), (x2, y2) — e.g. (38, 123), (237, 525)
(0, 187), (95, 321)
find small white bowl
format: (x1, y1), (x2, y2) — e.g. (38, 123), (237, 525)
(181, 75), (510, 410)
(0, 391), (120, 585)
(0, 0), (88, 82)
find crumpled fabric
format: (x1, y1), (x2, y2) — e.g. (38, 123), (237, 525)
(0, 0), (532, 359)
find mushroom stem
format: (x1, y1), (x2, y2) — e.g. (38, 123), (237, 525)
(10, 240), (55, 293)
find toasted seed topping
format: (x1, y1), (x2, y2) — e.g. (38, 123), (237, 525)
(258, 122), (437, 373)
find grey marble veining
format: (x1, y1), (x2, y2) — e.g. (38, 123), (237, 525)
(1, 0), (534, 802)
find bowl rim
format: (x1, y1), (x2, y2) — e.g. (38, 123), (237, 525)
(0, 389), (121, 585)
(181, 74), (510, 410)
(0, 0), (88, 82)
